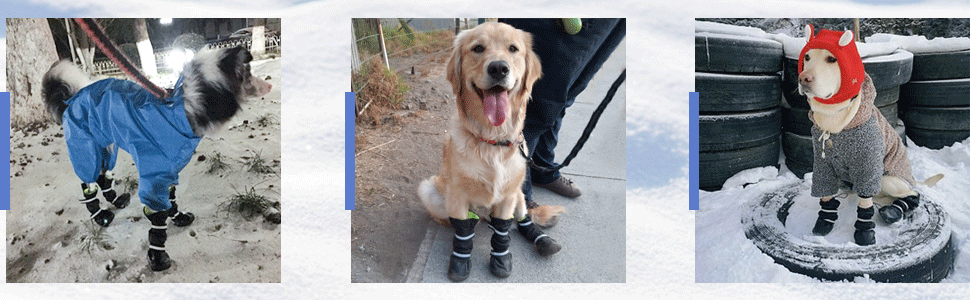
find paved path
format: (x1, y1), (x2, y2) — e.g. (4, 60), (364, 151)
(409, 39), (627, 283)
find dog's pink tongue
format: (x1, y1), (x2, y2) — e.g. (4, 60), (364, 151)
(483, 90), (509, 126)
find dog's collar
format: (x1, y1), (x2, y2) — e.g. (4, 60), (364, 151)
(477, 135), (520, 147)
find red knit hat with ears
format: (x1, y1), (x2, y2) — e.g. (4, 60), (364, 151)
(798, 24), (866, 105)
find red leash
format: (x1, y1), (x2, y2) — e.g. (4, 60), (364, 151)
(73, 18), (168, 99)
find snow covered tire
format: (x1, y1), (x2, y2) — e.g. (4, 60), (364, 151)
(695, 32), (783, 74)
(696, 72), (781, 113)
(861, 50), (914, 91)
(743, 183), (954, 282)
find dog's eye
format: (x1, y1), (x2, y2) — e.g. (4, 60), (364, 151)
(826, 56), (837, 63)
(509, 45), (518, 53)
(804, 54), (810, 61)
(472, 45), (485, 53)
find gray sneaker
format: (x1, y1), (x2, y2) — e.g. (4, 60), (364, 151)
(534, 176), (582, 198)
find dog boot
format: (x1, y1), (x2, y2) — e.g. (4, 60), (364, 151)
(854, 206), (876, 246)
(97, 172), (130, 209)
(488, 217), (514, 278)
(167, 186), (195, 227)
(145, 206), (172, 271)
(79, 183), (114, 227)
(879, 195), (920, 224)
(517, 215), (562, 257)
(448, 213), (479, 282)
(812, 199), (840, 236)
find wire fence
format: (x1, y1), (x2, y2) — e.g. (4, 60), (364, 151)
(351, 18), (480, 97)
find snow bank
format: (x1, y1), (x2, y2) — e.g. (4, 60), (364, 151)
(866, 34), (970, 54)
(695, 20), (770, 39)
(697, 137), (970, 282)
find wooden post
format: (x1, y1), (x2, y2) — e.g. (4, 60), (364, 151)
(377, 19), (389, 70)
(854, 18), (860, 41)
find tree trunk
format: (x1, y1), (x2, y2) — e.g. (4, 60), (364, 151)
(70, 19), (95, 73)
(7, 18), (59, 128)
(133, 18), (157, 77)
(250, 18), (267, 56)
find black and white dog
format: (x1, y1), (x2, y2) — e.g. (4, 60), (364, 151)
(42, 46), (272, 271)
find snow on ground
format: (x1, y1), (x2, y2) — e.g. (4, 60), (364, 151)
(696, 137), (970, 282)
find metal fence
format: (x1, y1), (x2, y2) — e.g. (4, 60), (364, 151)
(92, 35), (282, 76)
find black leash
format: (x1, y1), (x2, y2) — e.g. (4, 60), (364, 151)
(520, 69), (626, 172)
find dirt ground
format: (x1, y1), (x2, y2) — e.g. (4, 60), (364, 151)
(351, 52), (455, 282)
(6, 58), (282, 283)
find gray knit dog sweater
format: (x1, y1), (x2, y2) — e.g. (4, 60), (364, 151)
(810, 74), (915, 199)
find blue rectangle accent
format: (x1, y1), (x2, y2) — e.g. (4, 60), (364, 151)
(689, 92), (698, 211)
(346, 92), (355, 210)
(1, 92), (9, 210)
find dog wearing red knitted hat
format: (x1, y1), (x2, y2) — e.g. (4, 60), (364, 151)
(797, 24), (942, 246)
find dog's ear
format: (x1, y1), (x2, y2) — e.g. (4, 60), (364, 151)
(520, 31), (542, 99)
(839, 30), (854, 47)
(446, 30), (468, 96)
(804, 24), (814, 41)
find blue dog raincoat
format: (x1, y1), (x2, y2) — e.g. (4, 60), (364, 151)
(62, 77), (200, 212)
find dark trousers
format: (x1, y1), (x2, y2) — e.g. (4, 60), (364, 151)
(498, 18), (625, 204)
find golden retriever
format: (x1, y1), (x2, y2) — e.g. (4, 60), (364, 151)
(419, 22), (565, 225)
(417, 22), (564, 281)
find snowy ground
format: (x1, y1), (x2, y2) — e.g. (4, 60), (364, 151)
(5, 58), (282, 283)
(696, 137), (970, 282)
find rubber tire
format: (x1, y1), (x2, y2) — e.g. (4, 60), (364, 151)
(700, 138), (779, 191)
(905, 127), (970, 150)
(875, 86), (900, 107)
(782, 107), (812, 136)
(695, 32), (784, 74)
(782, 132), (812, 178)
(696, 72), (781, 113)
(902, 106), (970, 131)
(699, 108), (781, 152)
(782, 58), (809, 109)
(861, 50), (914, 91)
(878, 103), (898, 126)
(900, 78), (970, 107)
(743, 183), (954, 282)
(911, 50), (970, 80)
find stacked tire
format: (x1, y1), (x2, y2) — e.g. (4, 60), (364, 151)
(696, 32), (783, 191)
(900, 50), (970, 149)
(780, 50), (913, 178)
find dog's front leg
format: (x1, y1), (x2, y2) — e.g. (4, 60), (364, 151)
(854, 197), (875, 246)
(444, 188), (478, 282)
(488, 196), (517, 278)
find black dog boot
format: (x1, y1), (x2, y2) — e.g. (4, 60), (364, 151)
(488, 217), (514, 278)
(812, 199), (840, 236)
(879, 195), (920, 224)
(145, 206), (172, 271)
(79, 183), (114, 227)
(448, 214), (479, 282)
(97, 172), (130, 209)
(167, 186), (195, 227)
(517, 215), (562, 256)
(854, 206), (876, 246)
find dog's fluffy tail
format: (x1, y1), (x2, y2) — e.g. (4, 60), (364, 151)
(419, 176), (449, 224)
(922, 173), (944, 187)
(528, 205), (566, 227)
(42, 60), (93, 124)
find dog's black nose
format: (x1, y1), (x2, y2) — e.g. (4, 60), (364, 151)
(487, 61), (510, 80)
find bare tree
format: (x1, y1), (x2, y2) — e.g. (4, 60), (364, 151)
(251, 18), (266, 56)
(133, 18), (158, 77)
(7, 18), (59, 128)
